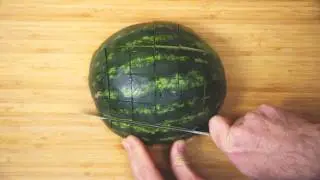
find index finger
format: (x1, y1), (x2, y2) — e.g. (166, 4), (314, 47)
(122, 135), (163, 180)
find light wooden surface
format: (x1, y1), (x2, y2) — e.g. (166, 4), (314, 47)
(1, 0), (320, 179)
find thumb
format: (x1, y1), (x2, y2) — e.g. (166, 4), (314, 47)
(209, 115), (232, 151)
(170, 140), (203, 180)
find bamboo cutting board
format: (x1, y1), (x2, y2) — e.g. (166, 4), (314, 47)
(1, 0), (320, 179)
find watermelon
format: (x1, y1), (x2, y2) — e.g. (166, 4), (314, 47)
(89, 22), (226, 144)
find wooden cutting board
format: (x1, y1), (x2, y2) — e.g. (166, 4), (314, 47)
(1, 0), (320, 179)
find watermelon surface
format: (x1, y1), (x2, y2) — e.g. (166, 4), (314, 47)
(89, 22), (226, 144)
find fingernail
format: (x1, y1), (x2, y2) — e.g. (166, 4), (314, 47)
(173, 140), (188, 167)
(176, 140), (185, 154)
(209, 116), (217, 133)
(122, 138), (130, 152)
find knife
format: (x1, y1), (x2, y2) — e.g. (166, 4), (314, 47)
(86, 114), (210, 136)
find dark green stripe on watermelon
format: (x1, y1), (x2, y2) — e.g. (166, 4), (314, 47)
(89, 21), (226, 144)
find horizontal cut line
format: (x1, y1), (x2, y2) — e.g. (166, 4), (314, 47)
(118, 45), (206, 53)
(100, 96), (211, 105)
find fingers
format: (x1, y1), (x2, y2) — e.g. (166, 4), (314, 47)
(170, 140), (203, 180)
(256, 104), (279, 118)
(122, 135), (163, 180)
(209, 115), (232, 151)
(256, 104), (309, 126)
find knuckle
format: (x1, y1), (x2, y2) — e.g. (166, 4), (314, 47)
(258, 104), (284, 119)
(259, 104), (272, 109)
(244, 111), (259, 120)
(258, 104), (277, 113)
(224, 132), (236, 151)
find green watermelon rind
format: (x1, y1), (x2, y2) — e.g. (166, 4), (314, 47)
(89, 21), (226, 144)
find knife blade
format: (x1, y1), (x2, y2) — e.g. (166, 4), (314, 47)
(86, 114), (210, 136)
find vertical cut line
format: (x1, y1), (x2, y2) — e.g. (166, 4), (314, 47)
(153, 23), (158, 118)
(177, 69), (180, 98)
(128, 49), (134, 135)
(104, 48), (111, 100)
(203, 81), (207, 112)
(129, 50), (134, 121)
(177, 24), (181, 47)
(176, 24), (182, 98)
(104, 48), (111, 121)
(177, 23), (182, 50)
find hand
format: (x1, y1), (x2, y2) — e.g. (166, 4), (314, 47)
(209, 104), (320, 180)
(122, 136), (203, 180)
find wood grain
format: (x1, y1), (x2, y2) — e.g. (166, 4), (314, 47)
(1, 0), (320, 179)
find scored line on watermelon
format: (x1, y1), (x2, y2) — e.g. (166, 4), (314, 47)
(89, 21), (226, 144)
